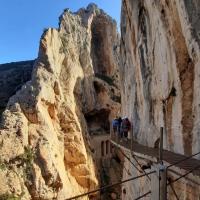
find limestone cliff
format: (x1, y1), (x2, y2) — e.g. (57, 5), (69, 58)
(120, 0), (200, 199)
(0, 4), (120, 200)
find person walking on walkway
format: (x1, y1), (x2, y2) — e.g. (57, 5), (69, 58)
(117, 117), (122, 136)
(121, 117), (131, 141)
(112, 117), (119, 139)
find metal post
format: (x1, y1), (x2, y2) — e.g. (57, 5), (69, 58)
(150, 165), (159, 200)
(159, 127), (167, 200)
(150, 164), (167, 200)
(159, 127), (164, 162)
(159, 165), (167, 200)
(151, 127), (167, 200)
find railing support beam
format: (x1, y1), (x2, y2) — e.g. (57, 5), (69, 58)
(150, 164), (167, 200)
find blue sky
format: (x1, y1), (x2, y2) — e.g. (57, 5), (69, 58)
(0, 0), (121, 64)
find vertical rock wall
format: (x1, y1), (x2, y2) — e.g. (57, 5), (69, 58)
(120, 0), (200, 199)
(121, 0), (200, 155)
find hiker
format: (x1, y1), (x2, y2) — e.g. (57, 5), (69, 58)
(112, 117), (119, 138)
(121, 117), (131, 140)
(117, 117), (122, 137)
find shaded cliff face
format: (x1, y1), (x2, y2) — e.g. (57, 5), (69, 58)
(120, 0), (200, 199)
(0, 4), (120, 200)
(0, 61), (34, 113)
(121, 0), (200, 155)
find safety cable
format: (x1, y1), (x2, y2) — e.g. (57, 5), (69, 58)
(168, 168), (200, 186)
(168, 181), (179, 200)
(65, 171), (156, 200)
(134, 191), (151, 200)
(118, 147), (143, 173)
(168, 164), (200, 185)
(124, 165), (132, 176)
(110, 138), (157, 164)
(167, 151), (200, 169)
(131, 152), (151, 181)
(112, 139), (151, 180)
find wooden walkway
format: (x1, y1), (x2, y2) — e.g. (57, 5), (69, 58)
(110, 136), (200, 176)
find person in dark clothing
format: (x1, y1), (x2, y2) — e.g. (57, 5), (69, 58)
(121, 117), (131, 140)
(117, 117), (122, 137)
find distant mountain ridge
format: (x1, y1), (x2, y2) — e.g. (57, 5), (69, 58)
(0, 60), (34, 112)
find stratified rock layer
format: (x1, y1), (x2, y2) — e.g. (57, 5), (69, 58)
(0, 4), (120, 200)
(120, 0), (200, 199)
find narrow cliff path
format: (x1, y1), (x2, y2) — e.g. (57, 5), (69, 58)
(110, 137), (200, 176)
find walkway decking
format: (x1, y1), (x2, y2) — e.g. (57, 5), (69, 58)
(111, 136), (200, 176)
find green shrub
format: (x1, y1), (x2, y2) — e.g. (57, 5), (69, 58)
(0, 161), (6, 171)
(19, 147), (35, 181)
(20, 147), (35, 165)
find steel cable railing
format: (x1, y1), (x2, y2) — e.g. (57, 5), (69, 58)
(165, 151), (200, 199)
(166, 151), (200, 169)
(111, 135), (152, 180)
(168, 180), (179, 200)
(168, 163), (200, 185)
(134, 191), (151, 199)
(112, 128), (200, 198)
(168, 168), (200, 185)
(131, 152), (151, 181)
(65, 171), (156, 200)
(118, 147), (143, 173)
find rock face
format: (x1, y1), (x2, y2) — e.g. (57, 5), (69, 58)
(120, 0), (200, 199)
(0, 61), (34, 113)
(0, 4), (120, 200)
(121, 0), (200, 155)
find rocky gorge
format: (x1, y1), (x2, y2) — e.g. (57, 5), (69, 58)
(0, 4), (120, 200)
(1, 0), (200, 199)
